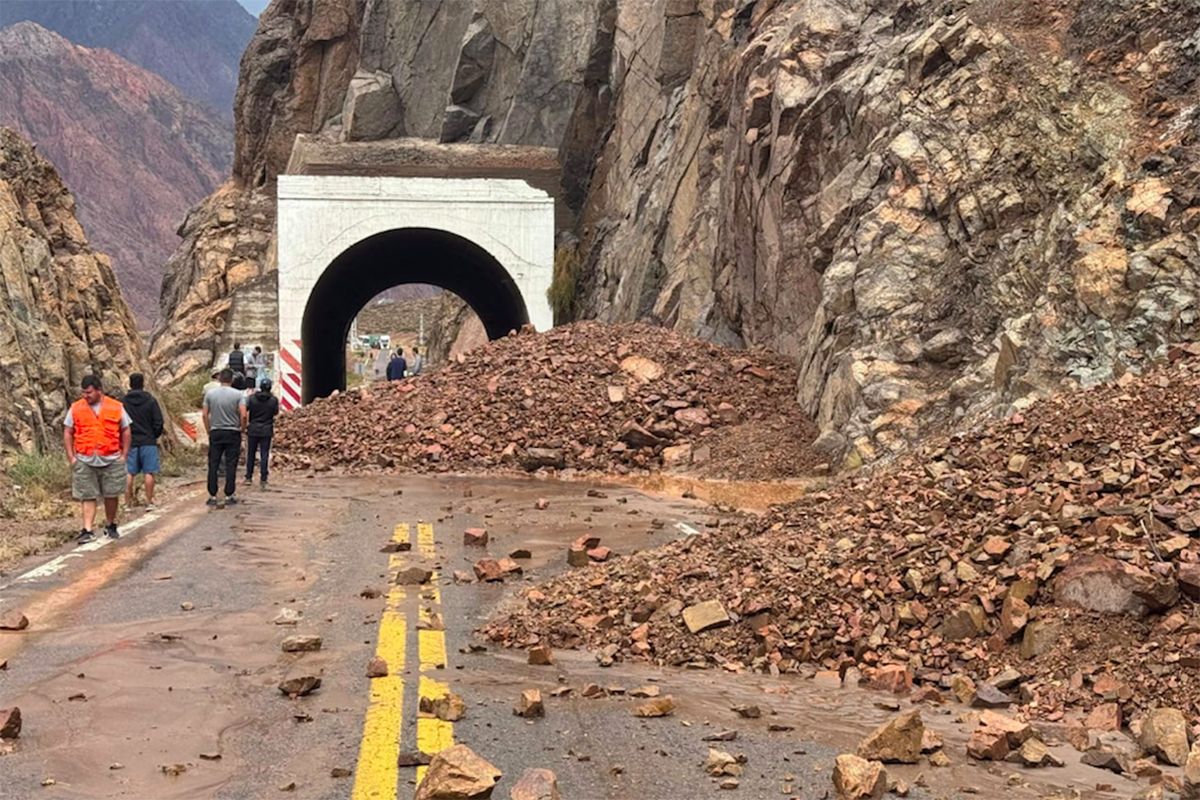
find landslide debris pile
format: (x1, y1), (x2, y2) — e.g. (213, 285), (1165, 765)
(275, 323), (819, 479)
(485, 347), (1200, 725)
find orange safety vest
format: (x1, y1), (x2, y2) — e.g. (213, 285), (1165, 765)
(71, 396), (123, 457)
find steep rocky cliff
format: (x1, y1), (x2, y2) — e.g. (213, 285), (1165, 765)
(149, 0), (362, 382)
(577, 0), (1200, 466)
(0, 128), (152, 453)
(153, 0), (1200, 466)
(0, 22), (232, 322)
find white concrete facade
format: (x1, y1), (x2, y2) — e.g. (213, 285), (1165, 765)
(275, 174), (555, 407)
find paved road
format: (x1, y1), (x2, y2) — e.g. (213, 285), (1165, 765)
(0, 475), (1134, 799)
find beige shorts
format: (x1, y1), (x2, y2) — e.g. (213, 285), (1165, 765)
(71, 459), (126, 500)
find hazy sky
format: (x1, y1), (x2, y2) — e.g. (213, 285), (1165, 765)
(236, 0), (269, 15)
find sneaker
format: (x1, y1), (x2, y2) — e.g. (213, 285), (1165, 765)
(145, 503), (157, 511)
(77, 529), (95, 544)
(225, 496), (239, 506)
(206, 497), (219, 507)
(104, 523), (120, 539)
(259, 479), (268, 489)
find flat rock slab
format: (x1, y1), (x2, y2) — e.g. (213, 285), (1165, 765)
(682, 600), (730, 633)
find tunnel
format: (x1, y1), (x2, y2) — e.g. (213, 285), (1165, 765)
(300, 227), (530, 402)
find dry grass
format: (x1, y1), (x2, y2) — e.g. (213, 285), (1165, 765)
(0, 452), (76, 572)
(2, 452), (71, 518)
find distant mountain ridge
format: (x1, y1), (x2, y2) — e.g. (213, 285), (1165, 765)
(0, 21), (231, 322)
(0, 0), (256, 115)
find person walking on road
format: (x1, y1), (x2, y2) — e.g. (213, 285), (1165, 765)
(203, 368), (247, 508)
(386, 349), (407, 381)
(64, 375), (131, 543)
(408, 346), (423, 377)
(245, 378), (279, 487)
(227, 342), (245, 377)
(122, 372), (164, 510)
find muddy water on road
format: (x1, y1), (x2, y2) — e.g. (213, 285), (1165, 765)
(0, 481), (368, 798)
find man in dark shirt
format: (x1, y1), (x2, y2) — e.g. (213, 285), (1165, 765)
(245, 379), (280, 487)
(386, 349), (407, 381)
(228, 342), (245, 376)
(123, 373), (165, 509)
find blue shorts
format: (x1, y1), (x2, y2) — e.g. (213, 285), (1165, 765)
(126, 445), (161, 475)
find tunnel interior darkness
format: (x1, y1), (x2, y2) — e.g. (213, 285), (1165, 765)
(300, 227), (530, 401)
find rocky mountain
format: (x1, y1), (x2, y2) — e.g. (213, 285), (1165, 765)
(152, 0), (1200, 467)
(0, 127), (151, 454)
(0, 21), (232, 323)
(0, 0), (256, 115)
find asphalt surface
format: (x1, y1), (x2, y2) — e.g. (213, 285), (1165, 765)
(0, 474), (1139, 799)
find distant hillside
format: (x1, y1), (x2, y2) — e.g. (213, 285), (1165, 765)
(0, 0), (256, 115)
(0, 22), (231, 323)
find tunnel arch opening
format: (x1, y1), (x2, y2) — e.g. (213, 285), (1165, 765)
(300, 227), (530, 402)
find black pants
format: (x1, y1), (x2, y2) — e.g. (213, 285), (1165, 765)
(207, 429), (241, 498)
(246, 434), (272, 482)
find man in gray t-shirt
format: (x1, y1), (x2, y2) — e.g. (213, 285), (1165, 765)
(202, 369), (248, 506)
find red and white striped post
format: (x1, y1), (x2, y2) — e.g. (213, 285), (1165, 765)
(278, 339), (303, 411)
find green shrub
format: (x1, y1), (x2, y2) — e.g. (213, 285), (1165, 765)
(549, 243), (582, 323)
(162, 372), (210, 419)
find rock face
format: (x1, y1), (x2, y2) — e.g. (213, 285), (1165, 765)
(574, 0), (1200, 465)
(154, 0), (1200, 469)
(0, 127), (152, 453)
(0, 22), (232, 322)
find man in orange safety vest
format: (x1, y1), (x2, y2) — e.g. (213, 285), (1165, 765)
(63, 375), (132, 543)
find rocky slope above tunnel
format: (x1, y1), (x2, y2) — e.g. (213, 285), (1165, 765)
(0, 127), (152, 453)
(151, 0), (1200, 469)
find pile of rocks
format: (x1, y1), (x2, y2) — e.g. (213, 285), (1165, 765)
(484, 347), (1200, 728)
(275, 322), (819, 479)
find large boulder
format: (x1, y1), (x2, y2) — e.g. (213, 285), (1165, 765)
(1138, 708), (1191, 766)
(832, 754), (887, 800)
(1053, 555), (1179, 617)
(857, 711), (924, 764)
(414, 744), (501, 800)
(342, 69), (405, 140)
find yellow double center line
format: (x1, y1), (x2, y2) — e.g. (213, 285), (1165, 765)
(415, 521), (453, 785)
(350, 521), (454, 799)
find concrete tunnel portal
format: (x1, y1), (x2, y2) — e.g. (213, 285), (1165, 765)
(275, 138), (560, 409)
(300, 228), (531, 402)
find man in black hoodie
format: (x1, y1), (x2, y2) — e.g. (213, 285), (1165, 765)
(245, 378), (279, 487)
(123, 373), (165, 509)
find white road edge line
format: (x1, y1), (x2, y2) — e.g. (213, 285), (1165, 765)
(0, 505), (167, 595)
(675, 521), (700, 536)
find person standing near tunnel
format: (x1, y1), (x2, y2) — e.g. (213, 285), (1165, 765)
(203, 369), (247, 507)
(245, 378), (279, 488)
